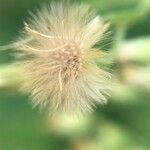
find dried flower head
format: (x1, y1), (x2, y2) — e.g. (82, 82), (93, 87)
(17, 1), (111, 115)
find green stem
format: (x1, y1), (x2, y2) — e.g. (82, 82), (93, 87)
(113, 26), (127, 53)
(0, 64), (21, 90)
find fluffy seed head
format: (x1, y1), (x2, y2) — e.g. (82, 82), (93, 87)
(17, 1), (111, 115)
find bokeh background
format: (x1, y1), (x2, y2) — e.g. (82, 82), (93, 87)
(0, 0), (150, 150)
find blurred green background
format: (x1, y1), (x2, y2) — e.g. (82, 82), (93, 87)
(0, 0), (150, 150)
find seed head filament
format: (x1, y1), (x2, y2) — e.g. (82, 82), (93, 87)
(52, 40), (83, 91)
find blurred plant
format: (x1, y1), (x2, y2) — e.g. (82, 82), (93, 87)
(0, 0), (150, 150)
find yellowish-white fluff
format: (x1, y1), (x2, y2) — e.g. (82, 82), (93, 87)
(17, 1), (111, 115)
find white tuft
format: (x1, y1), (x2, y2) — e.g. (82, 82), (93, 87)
(16, 1), (111, 115)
